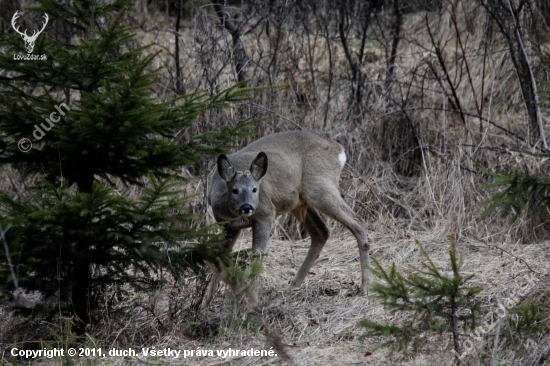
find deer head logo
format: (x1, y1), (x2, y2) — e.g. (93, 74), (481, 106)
(11, 11), (49, 54)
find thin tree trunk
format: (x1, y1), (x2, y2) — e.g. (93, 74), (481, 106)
(480, 0), (544, 146)
(175, 0), (182, 94)
(213, 2), (248, 83)
(451, 298), (462, 366)
(72, 174), (94, 335)
(72, 258), (90, 335)
(386, 0), (402, 85)
(338, 1), (372, 124)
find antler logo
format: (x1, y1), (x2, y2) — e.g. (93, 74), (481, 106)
(11, 11), (49, 54)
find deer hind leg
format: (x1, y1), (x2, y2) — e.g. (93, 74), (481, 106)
(201, 228), (241, 309)
(289, 207), (330, 288)
(308, 186), (370, 294)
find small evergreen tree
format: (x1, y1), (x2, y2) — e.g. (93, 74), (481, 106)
(359, 237), (482, 365)
(481, 169), (550, 223)
(0, 0), (256, 334)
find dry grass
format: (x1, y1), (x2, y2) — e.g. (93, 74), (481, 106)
(177, 229), (548, 365)
(3, 225), (547, 365)
(2, 0), (550, 364)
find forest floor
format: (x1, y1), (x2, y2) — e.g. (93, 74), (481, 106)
(3, 215), (549, 366)
(63, 225), (547, 366)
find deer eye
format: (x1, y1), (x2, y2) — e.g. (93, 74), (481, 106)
(252, 188), (257, 193)
(232, 188), (239, 194)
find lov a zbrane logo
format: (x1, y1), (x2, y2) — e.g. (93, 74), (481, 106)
(11, 11), (48, 60)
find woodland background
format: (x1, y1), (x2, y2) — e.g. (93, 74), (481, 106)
(0, 0), (549, 365)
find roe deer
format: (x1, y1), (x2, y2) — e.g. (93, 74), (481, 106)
(203, 130), (370, 306)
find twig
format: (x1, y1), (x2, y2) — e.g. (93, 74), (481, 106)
(1, 224), (19, 295)
(249, 103), (303, 130)
(373, 107), (544, 152)
(425, 14), (467, 128)
(469, 234), (543, 276)
(491, 320), (502, 366)
(450, 1), (482, 119)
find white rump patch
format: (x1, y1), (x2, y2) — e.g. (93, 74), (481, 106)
(338, 151), (346, 168)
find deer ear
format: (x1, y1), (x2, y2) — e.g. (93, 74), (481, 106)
(250, 152), (268, 181)
(217, 154), (235, 183)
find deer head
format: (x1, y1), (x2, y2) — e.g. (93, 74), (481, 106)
(217, 152), (268, 217)
(11, 11), (49, 54)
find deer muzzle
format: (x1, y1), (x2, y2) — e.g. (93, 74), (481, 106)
(239, 204), (254, 216)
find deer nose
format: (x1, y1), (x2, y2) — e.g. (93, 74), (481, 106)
(239, 204), (254, 215)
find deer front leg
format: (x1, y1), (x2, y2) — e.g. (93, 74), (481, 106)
(252, 215), (273, 252)
(201, 228), (241, 309)
(244, 216), (273, 307)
